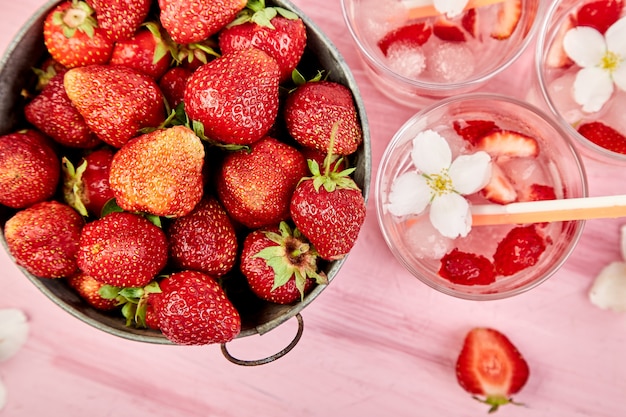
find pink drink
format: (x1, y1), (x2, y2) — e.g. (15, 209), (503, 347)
(341, 0), (540, 106)
(376, 94), (587, 299)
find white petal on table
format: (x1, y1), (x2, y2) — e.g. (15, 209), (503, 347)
(0, 309), (29, 363)
(589, 262), (626, 312)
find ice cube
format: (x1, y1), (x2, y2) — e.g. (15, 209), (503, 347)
(403, 216), (454, 260)
(427, 43), (475, 83)
(358, 0), (408, 41)
(546, 71), (585, 123)
(386, 44), (427, 79)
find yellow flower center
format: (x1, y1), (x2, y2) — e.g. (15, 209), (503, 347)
(601, 51), (622, 73)
(424, 170), (454, 198)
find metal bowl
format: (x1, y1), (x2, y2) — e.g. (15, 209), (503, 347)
(0, 0), (371, 363)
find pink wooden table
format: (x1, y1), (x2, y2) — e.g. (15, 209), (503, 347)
(1, 0), (625, 416)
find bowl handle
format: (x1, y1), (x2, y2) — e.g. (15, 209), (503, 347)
(220, 313), (304, 366)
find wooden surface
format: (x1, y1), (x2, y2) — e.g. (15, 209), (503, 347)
(1, 0), (625, 416)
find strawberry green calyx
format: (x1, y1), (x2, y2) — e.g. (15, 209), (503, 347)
(254, 221), (327, 301)
(61, 157), (89, 217)
(228, 0), (299, 29)
(99, 281), (162, 328)
(52, 0), (98, 39)
(142, 22), (173, 66)
(473, 395), (525, 414)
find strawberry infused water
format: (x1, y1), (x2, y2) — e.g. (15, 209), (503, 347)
(375, 94), (587, 299)
(341, 0), (540, 106)
(534, 0), (626, 163)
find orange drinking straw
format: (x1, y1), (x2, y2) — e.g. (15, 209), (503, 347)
(470, 195), (626, 226)
(402, 0), (508, 19)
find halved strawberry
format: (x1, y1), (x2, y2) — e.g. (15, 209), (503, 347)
(481, 163), (517, 204)
(461, 8), (478, 38)
(493, 225), (546, 276)
(545, 13), (575, 68)
(433, 17), (466, 42)
(576, 0), (624, 34)
(491, 0), (522, 40)
(439, 249), (496, 286)
(577, 121), (626, 154)
(377, 22), (432, 56)
(476, 130), (539, 158)
(519, 183), (556, 202)
(456, 327), (530, 413)
(453, 119), (499, 145)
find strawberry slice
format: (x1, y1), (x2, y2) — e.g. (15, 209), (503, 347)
(461, 8), (478, 38)
(481, 163), (517, 204)
(519, 183), (556, 202)
(545, 14), (576, 68)
(493, 225), (546, 276)
(491, 0), (522, 40)
(453, 119), (499, 145)
(577, 0), (624, 34)
(439, 249), (496, 286)
(377, 22), (432, 56)
(577, 121), (626, 154)
(476, 129), (539, 158)
(456, 327), (530, 413)
(433, 17), (466, 42)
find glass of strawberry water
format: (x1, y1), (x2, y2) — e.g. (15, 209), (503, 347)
(341, 0), (541, 107)
(532, 0), (626, 164)
(375, 94), (587, 299)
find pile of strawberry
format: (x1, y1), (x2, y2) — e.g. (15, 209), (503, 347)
(0, 0), (367, 345)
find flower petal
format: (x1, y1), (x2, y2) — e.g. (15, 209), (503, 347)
(0, 309), (29, 363)
(448, 151), (492, 195)
(0, 378), (6, 412)
(573, 66), (614, 112)
(563, 26), (606, 67)
(612, 60), (626, 92)
(433, 0), (468, 17)
(429, 193), (472, 238)
(606, 16), (626, 55)
(386, 171), (431, 216)
(589, 261), (626, 312)
(411, 129), (451, 175)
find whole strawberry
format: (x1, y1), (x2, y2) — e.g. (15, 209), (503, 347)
(184, 48), (281, 145)
(86, 0), (151, 42)
(76, 211), (168, 288)
(64, 64), (165, 148)
(240, 222), (327, 304)
(62, 147), (116, 217)
(216, 136), (308, 228)
(109, 23), (172, 80)
(219, 0), (307, 81)
(4, 201), (84, 279)
(159, 67), (193, 108)
(0, 130), (60, 209)
(158, 0), (247, 44)
(290, 152), (366, 261)
(284, 80), (363, 156)
(109, 126), (205, 218)
(156, 270), (241, 345)
(456, 327), (530, 413)
(67, 271), (119, 310)
(43, 0), (114, 68)
(168, 196), (238, 277)
(24, 71), (101, 149)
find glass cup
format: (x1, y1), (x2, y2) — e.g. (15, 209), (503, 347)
(375, 93), (587, 300)
(341, 0), (542, 107)
(533, 0), (626, 164)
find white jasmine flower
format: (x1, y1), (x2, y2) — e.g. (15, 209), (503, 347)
(386, 129), (492, 238)
(563, 16), (626, 112)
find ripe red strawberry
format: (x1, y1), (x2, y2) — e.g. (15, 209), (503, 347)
(240, 222), (327, 304)
(461, 8), (478, 38)
(86, 0), (151, 42)
(519, 183), (556, 202)
(453, 119), (499, 145)
(109, 23), (172, 80)
(493, 225), (546, 276)
(43, 0), (114, 68)
(433, 17), (466, 42)
(62, 147), (115, 217)
(456, 327), (530, 413)
(77, 211), (168, 287)
(24, 71), (101, 149)
(0, 130), (60, 209)
(218, 1), (307, 81)
(159, 67), (193, 108)
(109, 126), (205, 218)
(577, 121), (626, 154)
(156, 270), (241, 345)
(481, 163), (517, 204)
(63, 64), (166, 148)
(377, 22), (432, 56)
(168, 197), (238, 277)
(216, 136), (309, 228)
(491, 0), (522, 40)
(67, 271), (119, 310)
(284, 80), (363, 156)
(476, 129), (539, 158)
(184, 48), (281, 145)
(439, 249), (496, 285)
(4, 201), (84, 279)
(290, 156), (366, 261)
(576, 0), (624, 34)
(32, 59), (67, 91)
(158, 0), (248, 44)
